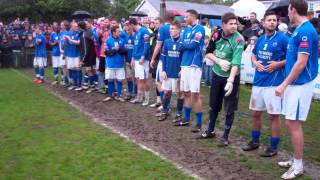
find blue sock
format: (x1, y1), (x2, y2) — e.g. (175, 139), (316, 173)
(94, 74), (98, 84)
(127, 81), (133, 94)
(176, 98), (184, 116)
(270, 136), (280, 151)
(72, 70), (77, 86)
(133, 84), (138, 95)
(35, 67), (40, 78)
(60, 68), (64, 76)
(78, 71), (83, 87)
(195, 112), (202, 128)
(116, 81), (123, 97)
(162, 91), (172, 113)
(39, 67), (45, 79)
(107, 81), (114, 97)
(89, 75), (95, 87)
(53, 67), (58, 79)
(159, 91), (164, 102)
(251, 131), (261, 144)
(83, 73), (89, 86)
(184, 107), (192, 122)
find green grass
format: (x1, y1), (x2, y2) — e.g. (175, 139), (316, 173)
(0, 69), (193, 179)
(200, 84), (320, 166)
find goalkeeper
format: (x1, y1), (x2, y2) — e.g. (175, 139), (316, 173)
(199, 12), (245, 147)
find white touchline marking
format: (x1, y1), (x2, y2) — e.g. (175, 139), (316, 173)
(12, 69), (203, 180)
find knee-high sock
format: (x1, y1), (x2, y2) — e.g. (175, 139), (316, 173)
(127, 80), (133, 94)
(35, 67), (40, 78)
(53, 67), (59, 79)
(162, 91), (172, 113)
(107, 81), (114, 97)
(39, 67), (45, 80)
(207, 109), (219, 133)
(176, 98), (184, 116)
(116, 81), (123, 97)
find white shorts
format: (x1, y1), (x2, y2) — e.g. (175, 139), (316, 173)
(66, 57), (80, 69)
(156, 61), (163, 82)
(249, 86), (282, 114)
(105, 68), (125, 80)
(180, 66), (202, 93)
(134, 60), (149, 80)
(33, 57), (47, 67)
(162, 78), (180, 93)
(52, 56), (60, 68)
(59, 55), (66, 66)
(282, 81), (314, 121)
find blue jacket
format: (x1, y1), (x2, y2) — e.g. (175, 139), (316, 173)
(104, 36), (127, 69)
(132, 27), (150, 60)
(180, 24), (205, 68)
(50, 32), (60, 56)
(161, 37), (182, 78)
(34, 33), (47, 58)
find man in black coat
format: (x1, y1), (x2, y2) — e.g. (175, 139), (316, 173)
(78, 21), (96, 91)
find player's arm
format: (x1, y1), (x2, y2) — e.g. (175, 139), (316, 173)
(160, 44), (168, 80)
(105, 40), (117, 56)
(180, 31), (203, 50)
(141, 32), (150, 61)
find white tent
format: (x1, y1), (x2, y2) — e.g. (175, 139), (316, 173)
(231, 0), (267, 20)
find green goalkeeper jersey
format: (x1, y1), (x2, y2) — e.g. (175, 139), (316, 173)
(212, 31), (245, 77)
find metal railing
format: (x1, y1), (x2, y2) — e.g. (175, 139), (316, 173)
(0, 50), (52, 68)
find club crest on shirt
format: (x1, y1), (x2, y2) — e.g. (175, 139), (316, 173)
(302, 36), (308, 41)
(272, 42), (278, 47)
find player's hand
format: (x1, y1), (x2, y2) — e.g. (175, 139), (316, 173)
(254, 60), (266, 72)
(150, 59), (156, 68)
(224, 79), (233, 96)
(139, 59), (144, 65)
(217, 58), (231, 72)
(80, 61), (84, 66)
(265, 61), (279, 73)
(161, 72), (167, 80)
(114, 44), (119, 51)
(275, 83), (286, 97)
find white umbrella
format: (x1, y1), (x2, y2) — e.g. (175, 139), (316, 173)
(231, 0), (267, 21)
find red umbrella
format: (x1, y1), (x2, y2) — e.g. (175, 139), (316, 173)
(168, 9), (184, 16)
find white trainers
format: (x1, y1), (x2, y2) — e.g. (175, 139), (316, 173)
(51, 80), (59, 85)
(156, 105), (163, 113)
(149, 102), (161, 108)
(103, 97), (112, 102)
(278, 159), (293, 168)
(130, 98), (142, 104)
(281, 166), (303, 179)
(142, 100), (149, 107)
(68, 86), (75, 90)
(75, 87), (83, 91)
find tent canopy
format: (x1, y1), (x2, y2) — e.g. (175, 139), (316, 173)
(231, 0), (267, 20)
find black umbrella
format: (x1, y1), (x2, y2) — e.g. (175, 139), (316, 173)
(267, 0), (289, 15)
(130, 11), (148, 17)
(72, 10), (91, 19)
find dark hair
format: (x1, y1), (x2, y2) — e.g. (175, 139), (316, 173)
(129, 18), (138, 26)
(186, 9), (198, 18)
(250, 12), (257, 16)
(86, 18), (94, 24)
(171, 22), (181, 29)
(263, 11), (277, 20)
(78, 21), (87, 30)
(221, 12), (237, 24)
(289, 0), (308, 16)
(62, 20), (70, 31)
(155, 17), (164, 24)
(164, 11), (175, 22)
(310, 17), (320, 33)
(111, 25), (119, 34)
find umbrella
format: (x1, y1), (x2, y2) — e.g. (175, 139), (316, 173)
(130, 11), (148, 17)
(168, 9), (184, 16)
(72, 10), (91, 19)
(231, 0), (267, 20)
(267, 0), (289, 15)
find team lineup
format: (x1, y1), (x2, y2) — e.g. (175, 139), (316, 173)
(31, 0), (318, 179)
